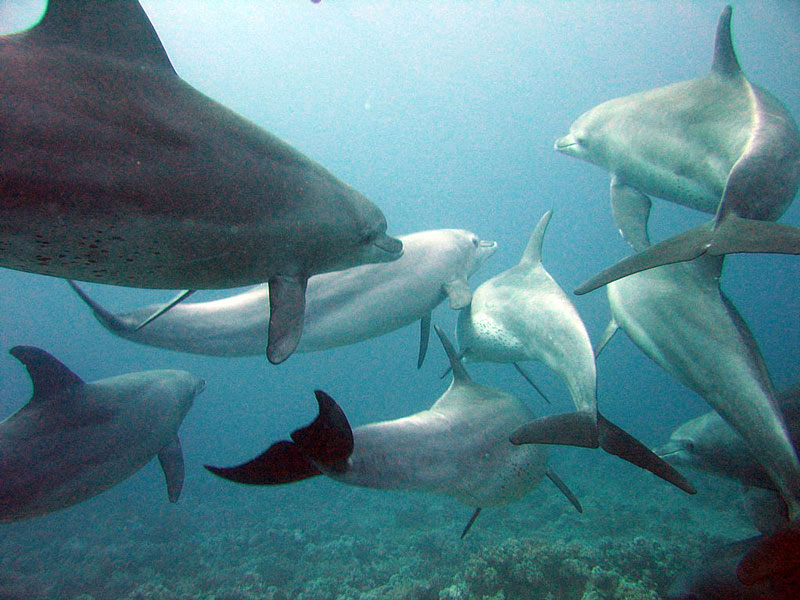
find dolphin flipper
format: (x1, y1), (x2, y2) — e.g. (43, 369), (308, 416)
(512, 363), (551, 404)
(546, 469), (582, 513)
(418, 314), (431, 369)
(133, 290), (195, 331)
(443, 278), (472, 309)
(158, 435), (185, 503)
(266, 275), (308, 364)
(460, 507), (482, 539)
(68, 280), (135, 331)
(593, 320), (620, 359)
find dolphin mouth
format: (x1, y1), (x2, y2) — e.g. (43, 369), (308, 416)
(554, 136), (578, 151)
(372, 232), (404, 258)
(654, 445), (679, 459)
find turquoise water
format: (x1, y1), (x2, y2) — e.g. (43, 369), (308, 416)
(1, 1), (799, 598)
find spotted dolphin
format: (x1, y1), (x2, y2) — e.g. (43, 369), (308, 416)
(205, 326), (582, 537)
(561, 6), (800, 295)
(69, 230), (497, 367)
(0, 346), (205, 522)
(0, 0), (402, 364)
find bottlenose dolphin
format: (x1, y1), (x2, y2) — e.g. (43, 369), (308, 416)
(451, 211), (692, 493)
(205, 326), (582, 537)
(657, 383), (800, 492)
(667, 536), (800, 600)
(0, 346), (205, 522)
(592, 190), (800, 522)
(559, 6), (800, 295)
(68, 230), (497, 367)
(0, 0), (403, 364)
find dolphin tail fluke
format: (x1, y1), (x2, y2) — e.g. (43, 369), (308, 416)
(205, 390), (353, 484)
(737, 521), (800, 586)
(546, 469), (582, 513)
(597, 413), (696, 495)
(509, 411), (599, 448)
(575, 215), (800, 295)
(460, 507), (482, 539)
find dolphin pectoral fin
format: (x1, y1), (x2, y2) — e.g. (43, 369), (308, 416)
(707, 214), (800, 256)
(133, 290), (196, 331)
(68, 280), (134, 332)
(266, 275), (308, 364)
(418, 314), (432, 369)
(460, 507), (482, 539)
(574, 223), (715, 295)
(597, 413), (696, 495)
(610, 178), (652, 253)
(512, 363), (551, 404)
(158, 435), (185, 503)
(593, 320), (619, 359)
(545, 469), (582, 513)
(510, 412), (599, 449)
(205, 440), (321, 485)
(737, 521), (800, 585)
(290, 390), (354, 472)
(443, 278), (472, 310)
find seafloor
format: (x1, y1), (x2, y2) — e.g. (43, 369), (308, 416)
(0, 445), (753, 600)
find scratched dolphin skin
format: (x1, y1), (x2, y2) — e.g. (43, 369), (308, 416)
(562, 6), (800, 295)
(205, 327), (582, 537)
(0, 0), (402, 363)
(69, 230), (497, 367)
(0, 346), (205, 522)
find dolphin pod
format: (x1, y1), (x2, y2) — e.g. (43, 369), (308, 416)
(68, 230), (497, 367)
(454, 210), (695, 494)
(564, 5), (800, 295)
(205, 326), (582, 537)
(0, 346), (204, 522)
(0, 0), (403, 364)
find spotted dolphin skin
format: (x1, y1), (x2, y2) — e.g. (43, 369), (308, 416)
(0, 346), (205, 522)
(68, 230), (497, 367)
(562, 6), (800, 295)
(205, 326), (582, 537)
(0, 0), (402, 364)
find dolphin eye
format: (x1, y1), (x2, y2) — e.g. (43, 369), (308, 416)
(472, 237), (479, 247)
(685, 441), (695, 453)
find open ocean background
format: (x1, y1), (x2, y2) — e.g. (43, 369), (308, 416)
(0, 1), (798, 598)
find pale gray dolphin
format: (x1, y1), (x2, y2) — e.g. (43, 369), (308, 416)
(0, 346), (205, 522)
(0, 0), (403, 364)
(205, 326), (582, 538)
(593, 188), (800, 521)
(656, 383), (800, 493)
(68, 230), (497, 367)
(562, 6), (800, 295)
(453, 211), (693, 493)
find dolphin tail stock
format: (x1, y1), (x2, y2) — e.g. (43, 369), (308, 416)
(737, 521), (800, 587)
(574, 215), (800, 295)
(205, 390), (353, 485)
(510, 411), (696, 494)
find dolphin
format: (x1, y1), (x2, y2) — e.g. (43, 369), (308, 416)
(666, 536), (800, 600)
(657, 383), (800, 492)
(0, 0), (403, 364)
(592, 189), (800, 522)
(449, 210), (694, 493)
(205, 326), (582, 538)
(68, 230), (497, 367)
(559, 6), (800, 295)
(0, 346), (205, 522)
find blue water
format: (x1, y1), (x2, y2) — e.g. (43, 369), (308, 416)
(1, 1), (798, 598)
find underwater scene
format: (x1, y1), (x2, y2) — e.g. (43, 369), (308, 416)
(1, 1), (799, 598)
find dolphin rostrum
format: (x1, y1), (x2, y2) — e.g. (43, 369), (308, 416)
(205, 326), (582, 537)
(68, 230), (497, 367)
(560, 6), (800, 295)
(451, 211), (694, 494)
(0, 0), (403, 363)
(0, 346), (205, 522)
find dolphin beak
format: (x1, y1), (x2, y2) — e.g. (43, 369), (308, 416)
(554, 135), (577, 151)
(372, 232), (404, 259)
(654, 442), (680, 459)
(196, 378), (207, 395)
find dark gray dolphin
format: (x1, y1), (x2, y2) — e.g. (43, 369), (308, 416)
(205, 326), (582, 537)
(0, 346), (205, 522)
(0, 0), (403, 363)
(564, 6), (800, 295)
(68, 230), (497, 367)
(593, 188), (800, 522)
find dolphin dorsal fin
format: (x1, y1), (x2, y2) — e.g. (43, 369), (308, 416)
(10, 346), (84, 402)
(434, 325), (472, 385)
(520, 210), (553, 266)
(710, 5), (742, 78)
(31, 0), (176, 74)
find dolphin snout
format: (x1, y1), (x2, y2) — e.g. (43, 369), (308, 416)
(554, 134), (578, 151)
